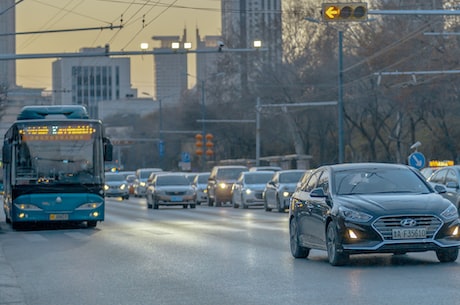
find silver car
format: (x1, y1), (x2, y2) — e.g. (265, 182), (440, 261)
(192, 172), (210, 205)
(104, 172), (129, 200)
(146, 173), (196, 209)
(263, 169), (305, 212)
(231, 171), (273, 209)
(134, 168), (162, 197)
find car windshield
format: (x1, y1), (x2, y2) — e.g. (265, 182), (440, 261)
(245, 173), (273, 184)
(279, 171), (304, 183)
(157, 175), (190, 186)
(105, 174), (126, 182)
(334, 168), (431, 195)
(217, 168), (246, 179)
(197, 174), (210, 183)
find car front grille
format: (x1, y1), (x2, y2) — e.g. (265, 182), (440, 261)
(166, 191), (186, 196)
(254, 191), (264, 199)
(372, 215), (442, 240)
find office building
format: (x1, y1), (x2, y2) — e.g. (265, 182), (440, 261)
(52, 46), (137, 118)
(153, 30), (189, 107)
(0, 0), (16, 89)
(196, 30), (222, 83)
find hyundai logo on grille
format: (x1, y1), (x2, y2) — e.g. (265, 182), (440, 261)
(400, 218), (417, 227)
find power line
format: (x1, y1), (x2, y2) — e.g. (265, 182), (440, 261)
(0, 25), (123, 36)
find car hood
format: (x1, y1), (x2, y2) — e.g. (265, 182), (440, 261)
(277, 183), (297, 192)
(156, 185), (193, 191)
(336, 193), (453, 216)
(244, 183), (267, 191)
(106, 181), (126, 186)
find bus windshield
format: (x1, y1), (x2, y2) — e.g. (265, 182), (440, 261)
(14, 122), (102, 184)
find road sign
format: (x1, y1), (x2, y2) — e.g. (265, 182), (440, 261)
(322, 3), (368, 22)
(408, 152), (426, 169)
(181, 152), (191, 163)
(158, 140), (165, 157)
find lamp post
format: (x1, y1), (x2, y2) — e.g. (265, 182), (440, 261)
(142, 92), (163, 168)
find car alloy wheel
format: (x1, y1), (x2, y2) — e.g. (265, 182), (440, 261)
(326, 222), (349, 266)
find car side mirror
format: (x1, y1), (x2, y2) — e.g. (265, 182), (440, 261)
(310, 187), (327, 198)
(434, 185), (447, 194)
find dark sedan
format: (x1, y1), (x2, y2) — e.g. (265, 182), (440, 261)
(289, 163), (460, 266)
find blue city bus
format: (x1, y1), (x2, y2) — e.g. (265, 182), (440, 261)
(2, 105), (113, 229)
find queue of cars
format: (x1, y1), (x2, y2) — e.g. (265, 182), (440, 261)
(104, 162), (460, 266)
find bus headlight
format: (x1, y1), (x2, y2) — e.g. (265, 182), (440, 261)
(14, 203), (42, 211)
(76, 202), (102, 210)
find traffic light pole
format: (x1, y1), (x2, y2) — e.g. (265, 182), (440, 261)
(338, 30), (344, 164)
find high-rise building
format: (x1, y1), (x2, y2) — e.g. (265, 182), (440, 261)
(52, 46), (137, 118)
(0, 0), (16, 89)
(221, 0), (282, 94)
(221, 0), (282, 65)
(196, 29), (222, 83)
(153, 29), (189, 107)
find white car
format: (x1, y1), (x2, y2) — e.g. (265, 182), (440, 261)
(231, 171), (273, 208)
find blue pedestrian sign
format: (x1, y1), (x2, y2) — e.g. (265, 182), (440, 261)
(181, 152), (191, 163)
(408, 152), (425, 169)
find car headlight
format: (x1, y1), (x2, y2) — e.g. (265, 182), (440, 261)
(120, 184), (126, 190)
(441, 205), (458, 220)
(219, 182), (227, 189)
(245, 189), (252, 195)
(104, 185), (109, 191)
(140, 182), (146, 187)
(282, 191), (290, 197)
(339, 206), (372, 223)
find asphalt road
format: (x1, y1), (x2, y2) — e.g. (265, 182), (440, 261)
(1, 197), (460, 305)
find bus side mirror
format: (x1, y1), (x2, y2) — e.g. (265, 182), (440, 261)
(103, 138), (113, 162)
(2, 143), (11, 163)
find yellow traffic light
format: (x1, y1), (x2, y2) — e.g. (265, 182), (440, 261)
(322, 3), (368, 22)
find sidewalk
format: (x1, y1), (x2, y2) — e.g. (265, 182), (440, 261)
(0, 226), (27, 305)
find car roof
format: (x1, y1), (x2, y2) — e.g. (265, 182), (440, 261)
(321, 162), (411, 172)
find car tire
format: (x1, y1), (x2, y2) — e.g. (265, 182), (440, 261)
(289, 218), (310, 258)
(207, 194), (214, 207)
(232, 193), (239, 208)
(264, 198), (272, 212)
(436, 247), (459, 263)
(153, 199), (159, 209)
(277, 195), (284, 213)
(215, 195), (222, 207)
(183, 204), (188, 208)
(190, 204), (196, 209)
(326, 222), (349, 266)
(87, 221), (97, 228)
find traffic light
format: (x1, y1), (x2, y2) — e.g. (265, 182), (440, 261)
(321, 3), (368, 22)
(195, 134), (204, 156)
(205, 133), (214, 157)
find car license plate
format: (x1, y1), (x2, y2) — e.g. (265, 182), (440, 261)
(392, 228), (426, 239)
(49, 214), (69, 221)
(171, 196), (182, 202)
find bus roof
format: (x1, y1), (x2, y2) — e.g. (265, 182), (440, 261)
(17, 105), (89, 120)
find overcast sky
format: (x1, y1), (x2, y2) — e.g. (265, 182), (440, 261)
(16, 0), (221, 96)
